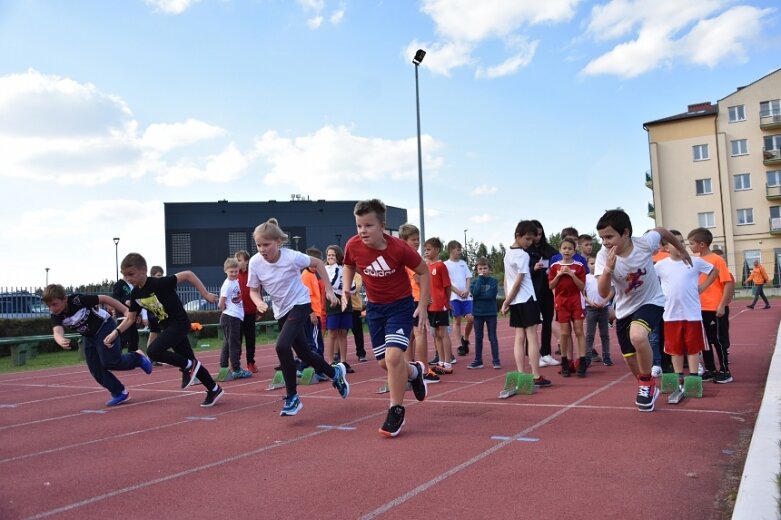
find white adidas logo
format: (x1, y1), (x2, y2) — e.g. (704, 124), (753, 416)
(363, 256), (396, 278)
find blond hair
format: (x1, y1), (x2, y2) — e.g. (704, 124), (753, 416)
(224, 257), (239, 271)
(253, 218), (288, 242)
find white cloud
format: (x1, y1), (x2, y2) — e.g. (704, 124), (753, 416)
(469, 213), (497, 224)
(251, 125), (445, 198)
(330, 8), (345, 25)
(411, 0), (577, 77)
(307, 16), (324, 29)
(144, 0), (201, 15)
(471, 184), (498, 196)
(298, 0), (344, 29)
(582, 1), (772, 78)
(0, 70), (244, 187)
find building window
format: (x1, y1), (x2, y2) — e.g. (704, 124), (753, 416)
(728, 105), (746, 122)
(744, 249), (761, 269)
(765, 134), (781, 152)
(698, 212), (715, 228)
(695, 178), (713, 195)
(730, 139), (748, 156)
(736, 208), (754, 225)
(760, 100), (781, 118)
(693, 144), (709, 161)
(772, 206), (781, 220)
(734, 173), (751, 191)
(171, 233), (192, 265)
(768, 170), (781, 187)
(228, 232), (247, 256)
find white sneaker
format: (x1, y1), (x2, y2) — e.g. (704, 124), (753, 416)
(651, 365), (662, 378)
(540, 355), (561, 366)
(697, 363), (704, 376)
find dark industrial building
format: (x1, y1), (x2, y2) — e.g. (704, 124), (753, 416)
(164, 199), (408, 286)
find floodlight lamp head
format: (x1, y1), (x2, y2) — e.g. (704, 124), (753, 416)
(413, 49), (426, 65)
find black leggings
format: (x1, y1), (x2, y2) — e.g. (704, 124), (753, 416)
(147, 322), (217, 390)
(241, 312), (257, 363)
(277, 304), (336, 396)
(537, 291), (555, 356)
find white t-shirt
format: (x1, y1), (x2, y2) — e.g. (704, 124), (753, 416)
(248, 248), (312, 319)
(504, 247), (536, 304)
(219, 278), (244, 320)
(595, 231), (665, 319)
(444, 259), (473, 302)
(584, 274), (611, 307)
(655, 256), (713, 321)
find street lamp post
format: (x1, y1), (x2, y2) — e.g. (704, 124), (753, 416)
(292, 236), (301, 251)
(463, 229), (468, 262)
(113, 237), (120, 281)
(413, 48), (427, 252)
(45, 267), (49, 286)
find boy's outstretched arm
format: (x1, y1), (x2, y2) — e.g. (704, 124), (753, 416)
(52, 325), (72, 349)
(97, 295), (128, 316)
(176, 271), (218, 303)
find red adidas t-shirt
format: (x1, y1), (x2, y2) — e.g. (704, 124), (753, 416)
(427, 260), (451, 312)
(343, 234), (421, 304)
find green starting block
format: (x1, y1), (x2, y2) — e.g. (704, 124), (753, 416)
(498, 371), (534, 399)
(267, 370), (285, 390)
(299, 367), (318, 385)
(683, 375), (703, 398)
(660, 373), (679, 394)
(215, 367), (234, 382)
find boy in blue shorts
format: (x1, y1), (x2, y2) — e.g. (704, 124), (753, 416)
(341, 199), (430, 437)
(445, 241), (473, 358)
(595, 209), (689, 412)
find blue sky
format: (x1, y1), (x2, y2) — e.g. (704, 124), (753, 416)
(1, 0), (779, 287)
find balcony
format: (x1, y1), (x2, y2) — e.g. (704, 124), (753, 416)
(645, 170), (653, 189)
(764, 148), (781, 166)
(767, 184), (781, 200)
(647, 202), (655, 219)
(770, 217), (781, 235)
(760, 111), (781, 131)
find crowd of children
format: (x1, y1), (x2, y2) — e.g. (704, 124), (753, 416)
(44, 202), (748, 435)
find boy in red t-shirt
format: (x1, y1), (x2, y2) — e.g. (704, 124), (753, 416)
(548, 238), (588, 377)
(342, 199), (430, 437)
(424, 237), (453, 375)
(235, 250), (258, 373)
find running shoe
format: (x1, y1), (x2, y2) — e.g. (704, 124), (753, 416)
(106, 390), (129, 407)
(201, 385), (224, 407)
(379, 405), (405, 437)
(424, 370), (440, 383)
(181, 360), (202, 389)
(467, 360), (484, 369)
(135, 351), (153, 375)
(331, 362), (350, 398)
(247, 362), (258, 373)
(409, 361), (427, 402)
(231, 368), (253, 379)
(636, 379), (659, 412)
(280, 394), (302, 416)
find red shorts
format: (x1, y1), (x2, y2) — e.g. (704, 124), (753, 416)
(555, 299), (584, 323)
(663, 320), (707, 356)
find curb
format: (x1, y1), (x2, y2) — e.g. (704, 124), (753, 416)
(732, 320), (781, 519)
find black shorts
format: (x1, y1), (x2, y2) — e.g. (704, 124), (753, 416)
(428, 311), (450, 328)
(509, 298), (542, 328)
(615, 304), (664, 357)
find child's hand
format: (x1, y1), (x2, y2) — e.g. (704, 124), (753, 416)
(256, 300), (269, 314)
(56, 337), (71, 349)
(204, 293), (218, 304)
(606, 246), (618, 270)
(500, 302), (509, 315)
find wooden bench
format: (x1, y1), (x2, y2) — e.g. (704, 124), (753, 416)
(255, 320), (279, 341)
(0, 334), (82, 366)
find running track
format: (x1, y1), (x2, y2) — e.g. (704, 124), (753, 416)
(0, 304), (776, 520)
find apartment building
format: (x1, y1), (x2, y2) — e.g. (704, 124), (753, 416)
(644, 67), (781, 286)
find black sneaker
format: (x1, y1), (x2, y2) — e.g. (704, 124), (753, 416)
(181, 360), (202, 389)
(577, 358), (587, 378)
(428, 354), (440, 366)
(409, 361), (427, 402)
(458, 336), (470, 356)
(636, 379), (659, 412)
(201, 385), (224, 407)
(602, 356), (614, 366)
(560, 359), (571, 377)
(343, 362), (355, 374)
(701, 370), (716, 382)
(379, 405), (406, 437)
(533, 376), (552, 388)
(423, 370), (440, 383)
(714, 371), (733, 384)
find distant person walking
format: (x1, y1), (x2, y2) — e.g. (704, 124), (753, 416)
(747, 260), (771, 309)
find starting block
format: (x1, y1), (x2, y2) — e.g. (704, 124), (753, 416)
(215, 367), (234, 382)
(267, 370), (285, 390)
(660, 373), (679, 394)
(299, 367), (318, 385)
(376, 382), (412, 394)
(667, 387), (685, 404)
(498, 371), (534, 399)
(683, 375), (703, 398)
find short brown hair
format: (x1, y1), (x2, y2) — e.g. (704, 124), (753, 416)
(399, 223), (420, 240)
(150, 265), (164, 276)
(305, 246), (322, 260)
(447, 240), (461, 252)
(326, 245), (344, 264)
(234, 250), (250, 262)
(425, 237), (443, 250)
(476, 257), (490, 268)
(42, 284), (66, 303)
(354, 199), (386, 225)
(687, 227), (713, 246)
(120, 253), (147, 271)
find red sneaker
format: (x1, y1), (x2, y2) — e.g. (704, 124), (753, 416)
(247, 362), (258, 373)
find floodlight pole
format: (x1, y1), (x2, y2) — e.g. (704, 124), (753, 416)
(413, 49), (427, 252)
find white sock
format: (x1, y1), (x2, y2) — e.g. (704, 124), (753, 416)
(408, 363), (420, 380)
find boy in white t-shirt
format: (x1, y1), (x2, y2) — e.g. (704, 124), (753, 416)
(595, 209), (690, 412)
(219, 258), (252, 379)
(501, 220), (551, 388)
(655, 237), (717, 404)
(445, 241), (473, 358)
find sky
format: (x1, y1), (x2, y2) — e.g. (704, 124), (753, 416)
(1, 0), (780, 288)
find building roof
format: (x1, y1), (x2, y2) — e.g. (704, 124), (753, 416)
(643, 102), (718, 127)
